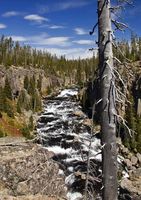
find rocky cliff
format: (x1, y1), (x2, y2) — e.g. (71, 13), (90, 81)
(0, 65), (63, 95)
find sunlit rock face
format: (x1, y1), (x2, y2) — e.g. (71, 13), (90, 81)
(0, 66), (62, 94)
(37, 88), (102, 200)
(0, 138), (66, 200)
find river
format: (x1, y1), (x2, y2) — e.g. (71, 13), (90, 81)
(36, 88), (103, 200)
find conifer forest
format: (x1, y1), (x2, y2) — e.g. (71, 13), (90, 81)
(0, 1), (141, 200)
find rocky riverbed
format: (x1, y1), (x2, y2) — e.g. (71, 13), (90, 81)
(37, 88), (141, 200)
(37, 88), (102, 200)
(0, 88), (141, 200)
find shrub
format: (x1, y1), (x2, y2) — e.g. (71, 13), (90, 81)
(0, 129), (4, 137)
(20, 126), (31, 139)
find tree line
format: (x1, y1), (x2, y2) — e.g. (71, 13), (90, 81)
(0, 35), (98, 85)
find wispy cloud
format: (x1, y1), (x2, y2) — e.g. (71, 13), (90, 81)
(74, 27), (88, 35)
(8, 34), (96, 59)
(38, 47), (94, 60)
(24, 14), (48, 23)
(31, 36), (71, 47)
(49, 25), (65, 29)
(2, 11), (20, 17)
(10, 36), (27, 42)
(39, 24), (65, 29)
(9, 34), (71, 47)
(0, 23), (7, 29)
(39, 0), (92, 13)
(54, 1), (91, 11)
(73, 40), (93, 45)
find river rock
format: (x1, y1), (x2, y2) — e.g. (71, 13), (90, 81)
(0, 195), (65, 200)
(124, 159), (133, 169)
(82, 118), (92, 127)
(131, 168), (141, 179)
(121, 178), (141, 196)
(73, 110), (85, 118)
(136, 153), (141, 164)
(17, 181), (29, 195)
(131, 156), (138, 166)
(122, 146), (129, 155)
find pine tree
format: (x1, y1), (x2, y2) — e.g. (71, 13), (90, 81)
(24, 75), (29, 91)
(136, 117), (141, 153)
(37, 75), (42, 93)
(0, 87), (5, 112)
(4, 77), (12, 100)
(28, 75), (36, 95)
(29, 115), (34, 130)
(17, 89), (31, 111)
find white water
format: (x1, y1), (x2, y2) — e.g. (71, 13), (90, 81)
(37, 88), (101, 199)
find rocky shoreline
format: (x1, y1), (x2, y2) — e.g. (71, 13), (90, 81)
(117, 138), (141, 199)
(0, 137), (66, 200)
(0, 87), (141, 200)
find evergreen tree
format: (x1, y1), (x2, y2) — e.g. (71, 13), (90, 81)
(4, 77), (12, 100)
(5, 99), (14, 118)
(17, 89), (31, 111)
(28, 75), (36, 95)
(24, 75), (29, 90)
(29, 115), (34, 131)
(136, 117), (141, 153)
(0, 87), (5, 112)
(37, 75), (42, 93)
(124, 97), (137, 150)
(31, 89), (42, 112)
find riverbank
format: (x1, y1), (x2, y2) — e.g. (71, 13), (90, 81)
(0, 136), (66, 200)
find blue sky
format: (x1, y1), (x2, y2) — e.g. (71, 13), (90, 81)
(0, 0), (140, 59)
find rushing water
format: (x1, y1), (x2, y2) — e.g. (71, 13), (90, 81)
(37, 88), (102, 200)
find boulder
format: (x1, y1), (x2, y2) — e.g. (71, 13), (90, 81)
(121, 146), (129, 155)
(124, 159), (133, 169)
(82, 119), (92, 127)
(0, 137), (66, 199)
(73, 110), (85, 118)
(136, 153), (141, 164)
(121, 178), (141, 196)
(131, 156), (138, 166)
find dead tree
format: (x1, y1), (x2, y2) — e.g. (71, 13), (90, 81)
(85, 1), (133, 199)
(98, 1), (118, 199)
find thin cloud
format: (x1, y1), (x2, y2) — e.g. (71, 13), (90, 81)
(10, 36), (27, 42)
(39, 0), (92, 13)
(8, 34), (96, 59)
(54, 1), (91, 11)
(33, 36), (71, 47)
(37, 47), (95, 60)
(9, 34), (71, 47)
(74, 28), (88, 35)
(24, 14), (48, 23)
(0, 23), (7, 29)
(73, 40), (93, 45)
(49, 25), (65, 29)
(2, 11), (20, 17)
(39, 24), (65, 29)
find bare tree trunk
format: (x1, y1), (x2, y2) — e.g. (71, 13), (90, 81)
(98, 0), (118, 199)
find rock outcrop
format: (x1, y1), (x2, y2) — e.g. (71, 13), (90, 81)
(0, 66), (62, 95)
(0, 137), (66, 200)
(117, 139), (141, 199)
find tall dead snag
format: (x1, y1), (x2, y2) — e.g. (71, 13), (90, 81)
(98, 0), (118, 199)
